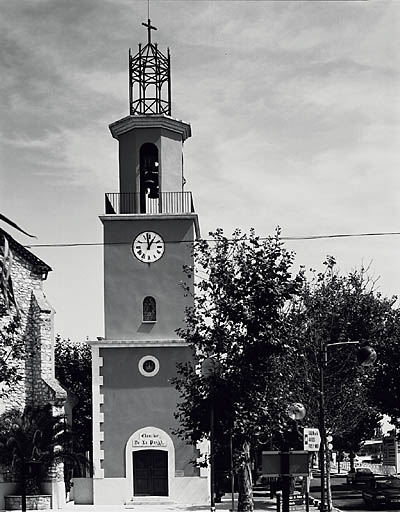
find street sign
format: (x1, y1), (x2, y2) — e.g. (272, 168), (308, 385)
(261, 451), (309, 476)
(303, 428), (321, 451)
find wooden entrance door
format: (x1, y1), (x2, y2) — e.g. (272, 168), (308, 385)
(133, 450), (168, 496)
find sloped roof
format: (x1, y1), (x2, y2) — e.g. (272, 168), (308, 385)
(0, 227), (52, 274)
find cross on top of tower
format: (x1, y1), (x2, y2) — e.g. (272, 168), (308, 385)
(142, 18), (157, 44)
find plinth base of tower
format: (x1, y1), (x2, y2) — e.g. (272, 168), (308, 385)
(90, 476), (208, 506)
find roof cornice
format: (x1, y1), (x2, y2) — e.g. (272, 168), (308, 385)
(88, 338), (188, 348)
(109, 114), (191, 141)
(99, 212), (201, 239)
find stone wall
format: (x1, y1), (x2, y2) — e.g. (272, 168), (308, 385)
(25, 289), (66, 407)
(4, 494), (52, 510)
(0, 233), (66, 411)
(0, 243), (42, 412)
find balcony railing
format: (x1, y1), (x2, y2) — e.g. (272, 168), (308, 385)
(105, 192), (195, 215)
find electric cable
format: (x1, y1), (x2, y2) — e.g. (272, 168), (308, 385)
(23, 230), (400, 249)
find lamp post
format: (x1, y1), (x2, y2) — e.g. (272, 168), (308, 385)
(202, 356), (222, 512)
(281, 403), (306, 512)
(319, 340), (377, 512)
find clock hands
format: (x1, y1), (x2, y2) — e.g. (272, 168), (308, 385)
(147, 235), (157, 249)
(146, 232), (152, 250)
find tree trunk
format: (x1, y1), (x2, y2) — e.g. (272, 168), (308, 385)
(349, 451), (355, 471)
(237, 441), (254, 512)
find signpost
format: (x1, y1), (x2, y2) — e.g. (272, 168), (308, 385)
(261, 451), (310, 476)
(303, 428), (321, 452)
(262, 451), (310, 512)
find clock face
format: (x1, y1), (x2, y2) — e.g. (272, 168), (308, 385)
(132, 231), (165, 263)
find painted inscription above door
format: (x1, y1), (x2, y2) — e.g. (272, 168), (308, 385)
(132, 431), (167, 447)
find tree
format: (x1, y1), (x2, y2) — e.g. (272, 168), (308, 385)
(0, 313), (24, 397)
(369, 306), (400, 426)
(172, 228), (305, 512)
(289, 258), (389, 431)
(0, 404), (90, 512)
(54, 337), (92, 453)
(333, 408), (382, 471)
(0, 232), (24, 395)
(288, 258), (396, 509)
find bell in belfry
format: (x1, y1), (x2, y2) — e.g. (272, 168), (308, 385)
(144, 164), (159, 199)
(148, 183), (159, 199)
(140, 144), (160, 205)
(148, 162), (159, 198)
(143, 173), (156, 190)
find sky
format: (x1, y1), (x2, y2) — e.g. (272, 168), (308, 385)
(1, 0), (399, 342)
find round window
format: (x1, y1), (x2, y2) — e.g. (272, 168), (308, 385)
(138, 355), (160, 377)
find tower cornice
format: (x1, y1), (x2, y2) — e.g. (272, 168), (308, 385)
(109, 114), (191, 141)
(99, 212), (200, 239)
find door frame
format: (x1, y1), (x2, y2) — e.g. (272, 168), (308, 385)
(125, 426), (175, 497)
(132, 449), (168, 496)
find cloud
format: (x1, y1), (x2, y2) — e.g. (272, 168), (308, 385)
(0, 0), (399, 340)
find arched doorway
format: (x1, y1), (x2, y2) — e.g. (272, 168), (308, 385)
(133, 449), (168, 496)
(125, 426), (175, 499)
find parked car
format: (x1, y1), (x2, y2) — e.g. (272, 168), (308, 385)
(346, 467), (374, 485)
(362, 476), (400, 509)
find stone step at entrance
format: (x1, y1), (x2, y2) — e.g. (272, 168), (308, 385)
(125, 497), (175, 508)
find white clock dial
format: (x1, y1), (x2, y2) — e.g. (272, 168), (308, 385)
(132, 231), (165, 263)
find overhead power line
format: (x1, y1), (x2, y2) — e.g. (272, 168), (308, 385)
(282, 231), (400, 241)
(23, 231), (400, 249)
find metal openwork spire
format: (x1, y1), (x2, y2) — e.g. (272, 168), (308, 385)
(129, 18), (171, 116)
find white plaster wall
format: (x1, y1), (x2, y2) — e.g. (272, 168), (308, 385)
(161, 136), (183, 192)
(93, 478), (130, 505)
(171, 477), (209, 505)
(72, 478), (93, 505)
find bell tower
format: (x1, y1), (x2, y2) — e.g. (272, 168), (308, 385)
(106, 18), (192, 218)
(102, 18), (198, 340)
(90, 19), (207, 508)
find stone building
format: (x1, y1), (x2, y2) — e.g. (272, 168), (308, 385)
(0, 226), (67, 509)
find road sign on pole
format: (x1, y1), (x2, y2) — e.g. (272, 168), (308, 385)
(261, 451), (309, 476)
(303, 428), (321, 451)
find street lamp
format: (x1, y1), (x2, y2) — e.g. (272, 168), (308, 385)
(281, 403), (307, 512)
(319, 340), (377, 512)
(202, 356), (222, 512)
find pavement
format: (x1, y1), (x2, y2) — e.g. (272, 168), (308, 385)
(60, 493), (321, 512)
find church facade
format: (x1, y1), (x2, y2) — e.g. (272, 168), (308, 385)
(89, 20), (208, 506)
